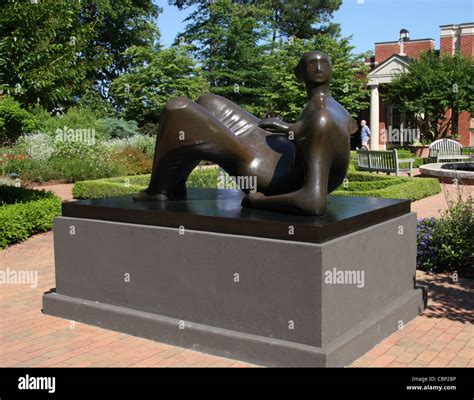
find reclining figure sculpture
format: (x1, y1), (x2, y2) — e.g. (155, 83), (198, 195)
(134, 51), (357, 216)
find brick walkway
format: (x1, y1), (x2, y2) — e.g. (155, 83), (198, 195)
(1, 230), (472, 367)
(35, 183), (74, 202)
(411, 182), (473, 219)
(0, 232), (251, 367)
(0, 181), (471, 367)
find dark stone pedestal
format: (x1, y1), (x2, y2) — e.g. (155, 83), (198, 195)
(43, 190), (426, 367)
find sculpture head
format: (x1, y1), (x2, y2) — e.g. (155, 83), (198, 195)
(294, 51), (332, 86)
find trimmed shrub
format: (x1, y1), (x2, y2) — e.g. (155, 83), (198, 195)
(417, 193), (473, 274)
(0, 185), (61, 248)
(73, 167), (219, 199)
(334, 177), (440, 201)
(337, 178), (406, 192)
(73, 179), (145, 199)
(73, 167), (440, 202)
(187, 167), (219, 188)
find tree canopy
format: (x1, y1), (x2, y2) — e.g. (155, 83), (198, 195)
(0, 0), (160, 109)
(0, 0), (369, 124)
(385, 51), (474, 142)
(261, 34), (369, 120)
(111, 46), (208, 124)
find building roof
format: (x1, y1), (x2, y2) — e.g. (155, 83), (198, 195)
(367, 54), (410, 85)
(375, 38), (435, 45)
(439, 22), (474, 28)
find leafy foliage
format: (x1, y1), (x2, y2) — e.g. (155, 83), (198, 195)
(0, 0), (161, 110)
(261, 0), (342, 41)
(111, 46), (208, 123)
(417, 192), (473, 273)
(261, 35), (369, 120)
(0, 97), (39, 144)
(385, 51), (474, 142)
(0, 186), (61, 248)
(35, 107), (106, 138)
(173, 0), (269, 114)
(170, 0), (342, 41)
(100, 118), (139, 139)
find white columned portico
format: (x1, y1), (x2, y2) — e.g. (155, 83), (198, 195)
(369, 84), (380, 150)
(367, 54), (410, 151)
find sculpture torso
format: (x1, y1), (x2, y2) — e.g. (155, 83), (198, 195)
(229, 94), (354, 196)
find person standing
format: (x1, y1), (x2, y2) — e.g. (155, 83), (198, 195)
(360, 120), (371, 149)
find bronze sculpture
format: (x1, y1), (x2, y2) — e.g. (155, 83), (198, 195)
(134, 51), (357, 216)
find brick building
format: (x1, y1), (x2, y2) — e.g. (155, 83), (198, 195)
(361, 23), (474, 150)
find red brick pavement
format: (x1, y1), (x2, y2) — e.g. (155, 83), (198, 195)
(1, 231), (472, 368)
(0, 233), (252, 367)
(1, 181), (472, 367)
(411, 182), (473, 220)
(35, 183), (74, 202)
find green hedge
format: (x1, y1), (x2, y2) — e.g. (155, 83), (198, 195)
(73, 167), (219, 199)
(0, 186), (62, 248)
(73, 167), (441, 202)
(336, 178), (406, 192)
(333, 178), (441, 201)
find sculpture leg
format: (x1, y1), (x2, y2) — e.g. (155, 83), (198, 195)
(242, 154), (330, 216)
(135, 97), (253, 201)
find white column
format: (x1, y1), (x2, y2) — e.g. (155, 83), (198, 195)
(370, 84), (380, 150)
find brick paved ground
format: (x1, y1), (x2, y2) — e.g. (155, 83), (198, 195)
(1, 231), (472, 367)
(0, 181), (471, 367)
(35, 183), (74, 202)
(0, 233), (252, 367)
(411, 182), (473, 219)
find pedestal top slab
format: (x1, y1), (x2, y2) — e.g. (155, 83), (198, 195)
(62, 189), (410, 244)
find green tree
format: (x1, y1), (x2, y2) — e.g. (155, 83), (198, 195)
(261, 0), (342, 45)
(110, 46), (208, 124)
(171, 0), (269, 113)
(0, 0), (160, 110)
(170, 0), (342, 43)
(169, 0), (356, 117)
(385, 51), (474, 142)
(262, 35), (369, 121)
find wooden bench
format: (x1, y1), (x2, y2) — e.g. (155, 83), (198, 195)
(356, 149), (414, 176)
(429, 138), (471, 163)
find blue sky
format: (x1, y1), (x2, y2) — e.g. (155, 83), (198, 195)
(157, 0), (473, 54)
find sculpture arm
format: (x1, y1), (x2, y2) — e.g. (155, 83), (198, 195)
(258, 118), (292, 133)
